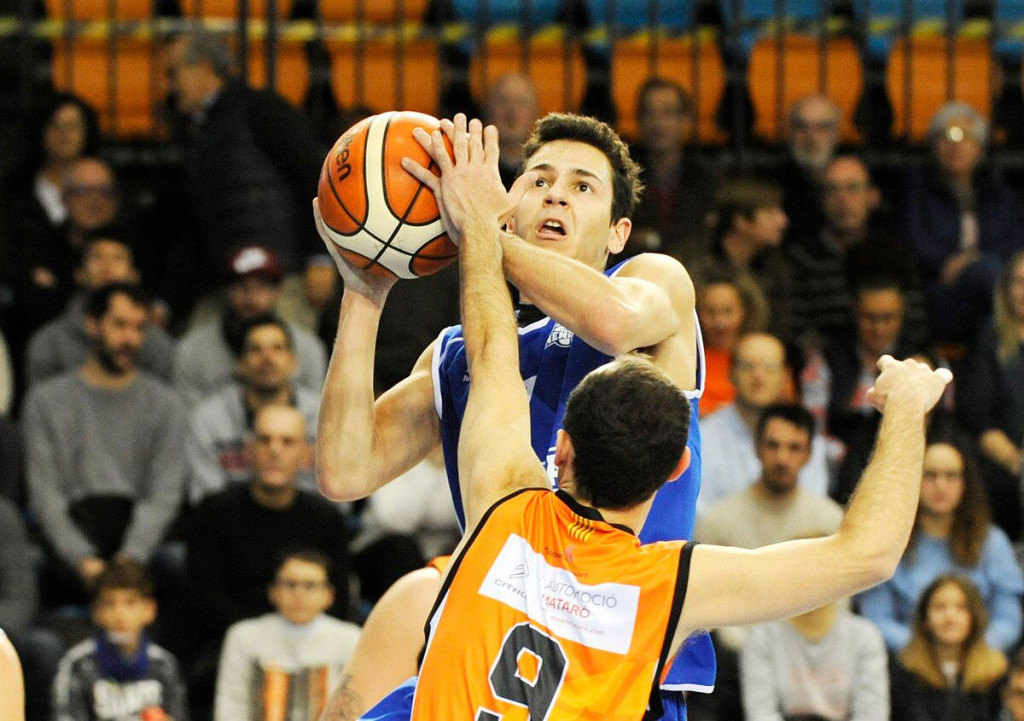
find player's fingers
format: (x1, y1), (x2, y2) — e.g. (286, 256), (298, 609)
(452, 113), (468, 165)
(467, 118), (484, 164)
(935, 367), (953, 384)
(483, 124), (500, 167)
(440, 118), (456, 141)
(312, 198), (327, 235)
(401, 156), (441, 193)
(876, 354), (898, 372)
(411, 127), (447, 172)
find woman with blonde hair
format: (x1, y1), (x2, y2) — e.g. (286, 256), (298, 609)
(891, 575), (1006, 720)
(859, 439), (1024, 653)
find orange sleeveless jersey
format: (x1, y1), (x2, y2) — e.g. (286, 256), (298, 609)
(412, 488), (693, 721)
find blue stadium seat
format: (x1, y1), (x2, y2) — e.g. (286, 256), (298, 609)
(718, 0), (825, 57)
(994, 0), (1024, 61)
(584, 0), (693, 32)
(451, 0), (562, 26)
(851, 0), (966, 61)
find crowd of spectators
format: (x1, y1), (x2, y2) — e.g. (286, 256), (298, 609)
(3, 25), (1024, 721)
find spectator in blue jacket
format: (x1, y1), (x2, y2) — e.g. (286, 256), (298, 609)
(859, 439), (1024, 653)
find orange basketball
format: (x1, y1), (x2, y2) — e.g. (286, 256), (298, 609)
(317, 111), (457, 279)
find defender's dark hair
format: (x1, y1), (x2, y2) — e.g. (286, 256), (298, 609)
(755, 403), (815, 446)
(84, 282), (150, 319)
(562, 356), (690, 510)
(520, 113), (643, 222)
(94, 558), (155, 599)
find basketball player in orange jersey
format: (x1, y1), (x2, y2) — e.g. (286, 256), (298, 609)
(339, 116), (952, 720)
(316, 111), (710, 719)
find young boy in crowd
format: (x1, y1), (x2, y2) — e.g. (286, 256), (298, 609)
(52, 559), (188, 720)
(214, 550), (361, 721)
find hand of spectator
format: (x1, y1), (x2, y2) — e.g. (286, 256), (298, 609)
(866, 355), (952, 415)
(940, 249), (979, 286)
(78, 556), (107, 587)
(313, 198), (397, 301)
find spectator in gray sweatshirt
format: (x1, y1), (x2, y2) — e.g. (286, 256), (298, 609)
(23, 282), (188, 606)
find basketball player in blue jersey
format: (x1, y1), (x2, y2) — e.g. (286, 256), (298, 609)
(315, 112), (709, 720)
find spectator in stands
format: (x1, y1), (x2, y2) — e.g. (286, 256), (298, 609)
(0, 494), (63, 721)
(482, 73), (540, 190)
(173, 245), (327, 408)
(697, 401), (842, 547)
(693, 177), (793, 340)
(187, 404), (350, 645)
(52, 559), (188, 721)
(165, 31), (323, 295)
(1000, 648), (1024, 721)
(24, 228), (174, 388)
(23, 283), (187, 605)
(801, 277), (928, 503)
(903, 101), (1024, 346)
(352, 447), (460, 603)
(958, 251), (1024, 537)
(775, 95), (841, 243)
(741, 586), (889, 719)
(858, 439), (1023, 654)
(788, 154), (924, 346)
(214, 549), (360, 721)
(890, 575), (1006, 721)
(699, 335), (831, 513)
(624, 78), (718, 265)
(186, 315), (319, 504)
(3, 156), (121, 396)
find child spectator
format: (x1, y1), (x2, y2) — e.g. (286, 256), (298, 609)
(52, 559), (187, 720)
(214, 550), (360, 721)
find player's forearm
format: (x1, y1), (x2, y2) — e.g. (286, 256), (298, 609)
(500, 234), (663, 356)
(462, 221), (518, 373)
(317, 289), (388, 500)
(836, 394), (929, 582)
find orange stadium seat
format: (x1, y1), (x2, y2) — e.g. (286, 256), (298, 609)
(327, 37), (440, 115)
(180, 0), (292, 19)
(747, 34), (864, 143)
(610, 35), (726, 144)
(886, 36), (993, 143)
(52, 37), (162, 138)
(45, 0), (151, 19)
(468, 32), (586, 116)
(319, 0), (428, 23)
(246, 39), (311, 106)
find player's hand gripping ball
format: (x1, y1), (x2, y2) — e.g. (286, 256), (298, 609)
(317, 111), (458, 279)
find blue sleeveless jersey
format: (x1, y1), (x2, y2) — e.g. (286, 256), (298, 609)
(430, 261), (716, 699)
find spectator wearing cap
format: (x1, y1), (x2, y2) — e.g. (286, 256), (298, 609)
(902, 101), (1024, 346)
(173, 245), (327, 408)
(24, 227), (175, 388)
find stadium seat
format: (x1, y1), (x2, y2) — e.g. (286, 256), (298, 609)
(610, 34), (726, 143)
(885, 35), (993, 142)
(52, 37), (162, 138)
(246, 39), (310, 106)
(451, 0), (562, 26)
(994, 0), (1024, 61)
(327, 37), (440, 116)
(718, 0), (824, 57)
(468, 30), (586, 115)
(44, 0), (152, 19)
(318, 0), (429, 23)
(180, 0), (293, 19)
(584, 0), (692, 32)
(747, 34), (863, 142)
(851, 0), (965, 61)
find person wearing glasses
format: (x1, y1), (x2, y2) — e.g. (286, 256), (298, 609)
(214, 549), (361, 721)
(903, 101), (1024, 346)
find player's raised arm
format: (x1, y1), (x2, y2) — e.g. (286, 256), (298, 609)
(313, 202), (441, 501)
(670, 357), (952, 648)
(405, 115), (546, 530)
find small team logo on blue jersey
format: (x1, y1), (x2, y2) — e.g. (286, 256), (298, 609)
(546, 324), (574, 349)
